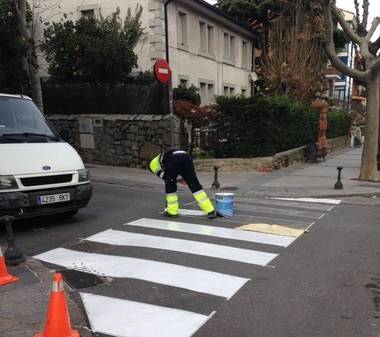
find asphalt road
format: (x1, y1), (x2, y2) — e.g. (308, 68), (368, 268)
(6, 182), (380, 337)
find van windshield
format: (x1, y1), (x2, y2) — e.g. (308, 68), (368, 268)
(0, 97), (60, 143)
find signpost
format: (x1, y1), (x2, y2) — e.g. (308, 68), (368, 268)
(154, 59), (174, 149)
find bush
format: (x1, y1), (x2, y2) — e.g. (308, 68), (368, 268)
(327, 109), (351, 139)
(213, 95), (320, 158)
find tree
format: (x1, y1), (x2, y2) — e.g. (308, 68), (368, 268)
(324, 0), (380, 181)
(13, 0), (44, 111)
(0, 0), (28, 92)
(42, 6), (144, 85)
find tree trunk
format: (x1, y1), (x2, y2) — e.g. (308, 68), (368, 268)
(360, 76), (380, 180)
(30, 65), (44, 112)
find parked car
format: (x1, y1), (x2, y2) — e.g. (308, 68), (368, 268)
(0, 93), (92, 218)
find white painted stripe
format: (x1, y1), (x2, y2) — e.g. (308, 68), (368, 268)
(127, 218), (295, 247)
(80, 293), (213, 337)
(35, 248), (248, 299)
(86, 229), (278, 266)
(271, 197), (341, 205)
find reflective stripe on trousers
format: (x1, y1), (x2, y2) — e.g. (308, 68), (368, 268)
(193, 190), (215, 214)
(166, 193), (179, 215)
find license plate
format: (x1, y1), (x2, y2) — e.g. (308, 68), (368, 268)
(37, 193), (70, 205)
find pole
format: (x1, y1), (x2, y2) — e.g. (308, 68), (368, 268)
(1, 215), (25, 266)
(169, 78), (175, 149)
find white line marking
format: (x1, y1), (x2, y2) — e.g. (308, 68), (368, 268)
(127, 218), (295, 248)
(163, 209), (205, 216)
(80, 293), (213, 337)
(86, 229), (278, 266)
(271, 197), (341, 205)
(35, 248), (248, 299)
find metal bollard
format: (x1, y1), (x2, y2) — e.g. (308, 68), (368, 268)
(212, 166), (220, 189)
(334, 166), (344, 190)
(1, 215), (25, 266)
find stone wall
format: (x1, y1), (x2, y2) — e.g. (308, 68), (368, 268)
(49, 114), (182, 168)
(194, 136), (351, 172)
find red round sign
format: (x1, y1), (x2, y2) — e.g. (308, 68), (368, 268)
(154, 58), (172, 84)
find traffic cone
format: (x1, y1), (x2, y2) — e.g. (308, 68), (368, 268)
(35, 273), (80, 337)
(0, 246), (18, 286)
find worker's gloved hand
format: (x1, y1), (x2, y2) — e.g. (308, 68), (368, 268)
(177, 178), (187, 186)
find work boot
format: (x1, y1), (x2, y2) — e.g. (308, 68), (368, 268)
(207, 211), (217, 219)
(163, 211), (179, 218)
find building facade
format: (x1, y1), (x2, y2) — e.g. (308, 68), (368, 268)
(37, 0), (256, 104)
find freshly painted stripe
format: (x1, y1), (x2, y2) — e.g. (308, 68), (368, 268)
(234, 204), (322, 219)
(271, 197), (341, 205)
(127, 218), (295, 247)
(237, 223), (304, 238)
(234, 197), (333, 211)
(80, 293), (213, 337)
(86, 229), (278, 266)
(35, 248), (248, 299)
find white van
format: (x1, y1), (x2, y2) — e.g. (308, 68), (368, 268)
(0, 93), (92, 218)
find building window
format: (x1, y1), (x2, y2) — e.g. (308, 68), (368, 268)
(242, 88), (247, 97)
(199, 22), (214, 54)
(223, 85), (235, 97)
(178, 11), (188, 47)
(200, 22), (207, 52)
(207, 25), (214, 54)
(223, 33), (236, 63)
(242, 41), (248, 68)
(200, 81), (215, 104)
(81, 9), (95, 19)
(180, 78), (189, 87)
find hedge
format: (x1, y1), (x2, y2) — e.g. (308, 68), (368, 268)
(213, 95), (350, 158)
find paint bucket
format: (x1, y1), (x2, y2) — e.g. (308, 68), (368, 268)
(215, 193), (234, 217)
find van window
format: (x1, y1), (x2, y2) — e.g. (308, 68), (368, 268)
(0, 97), (57, 141)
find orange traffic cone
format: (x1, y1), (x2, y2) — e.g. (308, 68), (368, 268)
(35, 273), (80, 337)
(0, 246), (18, 286)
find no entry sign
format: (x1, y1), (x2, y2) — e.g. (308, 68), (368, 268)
(154, 58), (171, 84)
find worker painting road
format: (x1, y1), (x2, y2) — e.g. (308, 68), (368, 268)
(149, 150), (217, 219)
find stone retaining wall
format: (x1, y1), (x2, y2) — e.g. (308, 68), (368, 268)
(194, 136), (351, 172)
(49, 114), (182, 168)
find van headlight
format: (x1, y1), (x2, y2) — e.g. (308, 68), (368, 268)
(78, 169), (90, 182)
(0, 176), (18, 190)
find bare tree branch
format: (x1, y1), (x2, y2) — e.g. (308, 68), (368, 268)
(369, 36), (380, 55)
(325, 2), (367, 82)
(367, 17), (380, 40)
(331, 3), (362, 45)
(354, 0), (361, 27)
(362, 0), (369, 29)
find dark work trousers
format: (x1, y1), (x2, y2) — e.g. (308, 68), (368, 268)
(164, 153), (203, 194)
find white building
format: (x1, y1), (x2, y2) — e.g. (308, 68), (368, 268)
(37, 0), (256, 104)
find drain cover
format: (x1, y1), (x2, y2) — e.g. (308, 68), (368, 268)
(60, 269), (105, 289)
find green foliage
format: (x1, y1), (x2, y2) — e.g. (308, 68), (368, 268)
(327, 109), (351, 139)
(214, 95), (320, 157)
(42, 6), (144, 85)
(173, 84), (201, 105)
(0, 0), (28, 92)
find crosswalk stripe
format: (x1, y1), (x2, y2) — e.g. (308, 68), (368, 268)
(127, 218), (295, 247)
(35, 248), (249, 299)
(86, 229), (278, 266)
(80, 292), (213, 337)
(271, 197), (341, 205)
(234, 204), (323, 219)
(234, 197), (333, 211)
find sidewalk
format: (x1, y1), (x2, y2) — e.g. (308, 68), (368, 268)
(88, 147), (380, 199)
(0, 255), (91, 337)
